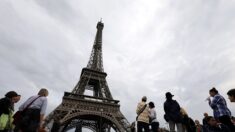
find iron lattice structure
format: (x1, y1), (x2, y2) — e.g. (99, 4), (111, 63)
(45, 22), (131, 132)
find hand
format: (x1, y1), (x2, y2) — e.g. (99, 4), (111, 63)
(205, 97), (210, 101)
(38, 126), (47, 132)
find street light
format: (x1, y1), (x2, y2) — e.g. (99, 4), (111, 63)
(100, 108), (103, 132)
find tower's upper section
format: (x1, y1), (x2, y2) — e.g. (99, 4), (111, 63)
(86, 21), (104, 72)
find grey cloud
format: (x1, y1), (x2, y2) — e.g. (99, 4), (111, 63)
(1, 0), (235, 130)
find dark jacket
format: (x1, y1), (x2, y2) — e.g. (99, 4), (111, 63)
(0, 97), (12, 115)
(164, 99), (182, 123)
(203, 117), (208, 126)
(203, 124), (230, 132)
(0, 97), (14, 130)
(182, 116), (196, 132)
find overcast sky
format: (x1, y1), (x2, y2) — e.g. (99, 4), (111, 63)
(1, 0), (235, 131)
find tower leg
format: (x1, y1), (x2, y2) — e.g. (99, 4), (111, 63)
(51, 121), (60, 132)
(107, 125), (111, 132)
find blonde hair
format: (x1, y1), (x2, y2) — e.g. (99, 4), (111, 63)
(180, 107), (188, 116)
(38, 88), (49, 97)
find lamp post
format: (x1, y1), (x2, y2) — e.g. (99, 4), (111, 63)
(100, 108), (103, 132)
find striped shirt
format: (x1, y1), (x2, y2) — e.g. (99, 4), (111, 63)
(209, 94), (231, 118)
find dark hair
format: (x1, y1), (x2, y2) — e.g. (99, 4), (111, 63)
(206, 116), (214, 122)
(142, 96), (147, 102)
(149, 102), (155, 108)
(227, 89), (235, 97)
(209, 87), (218, 94)
(5, 91), (19, 98)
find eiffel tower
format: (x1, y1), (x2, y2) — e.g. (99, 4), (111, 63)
(45, 21), (131, 132)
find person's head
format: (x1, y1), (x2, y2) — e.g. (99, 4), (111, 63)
(180, 107), (188, 116)
(130, 121), (136, 132)
(142, 96), (147, 102)
(38, 88), (49, 97)
(209, 87), (218, 97)
(204, 112), (208, 117)
(165, 92), (174, 100)
(231, 116), (235, 121)
(13, 95), (21, 103)
(206, 116), (217, 127)
(227, 89), (235, 102)
(195, 120), (200, 125)
(149, 101), (155, 109)
(5, 91), (20, 103)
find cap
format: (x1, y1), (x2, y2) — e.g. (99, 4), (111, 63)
(166, 92), (174, 98)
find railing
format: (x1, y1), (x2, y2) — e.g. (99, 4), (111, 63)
(63, 92), (119, 104)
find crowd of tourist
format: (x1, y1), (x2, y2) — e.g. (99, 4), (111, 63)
(135, 87), (235, 132)
(0, 87), (234, 132)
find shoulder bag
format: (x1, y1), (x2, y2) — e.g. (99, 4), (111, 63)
(13, 96), (41, 125)
(136, 104), (147, 121)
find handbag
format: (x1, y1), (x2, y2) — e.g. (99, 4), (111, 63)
(12, 111), (22, 125)
(164, 114), (170, 122)
(13, 96), (41, 125)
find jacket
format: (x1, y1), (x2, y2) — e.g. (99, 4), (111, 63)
(136, 101), (149, 123)
(164, 99), (182, 123)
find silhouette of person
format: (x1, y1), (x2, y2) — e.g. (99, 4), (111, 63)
(14, 88), (48, 132)
(136, 96), (149, 132)
(0, 91), (20, 132)
(207, 87), (235, 132)
(164, 92), (183, 132)
(148, 101), (159, 132)
(227, 88), (235, 102)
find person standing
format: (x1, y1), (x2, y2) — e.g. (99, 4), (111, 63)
(180, 108), (195, 132)
(0, 91), (20, 132)
(227, 88), (235, 102)
(207, 87), (235, 132)
(202, 113), (209, 127)
(14, 88), (48, 132)
(180, 107), (188, 132)
(164, 92), (183, 132)
(130, 121), (136, 132)
(195, 120), (203, 132)
(148, 102), (159, 132)
(136, 96), (149, 132)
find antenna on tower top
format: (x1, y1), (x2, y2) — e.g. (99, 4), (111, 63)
(100, 18), (102, 22)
